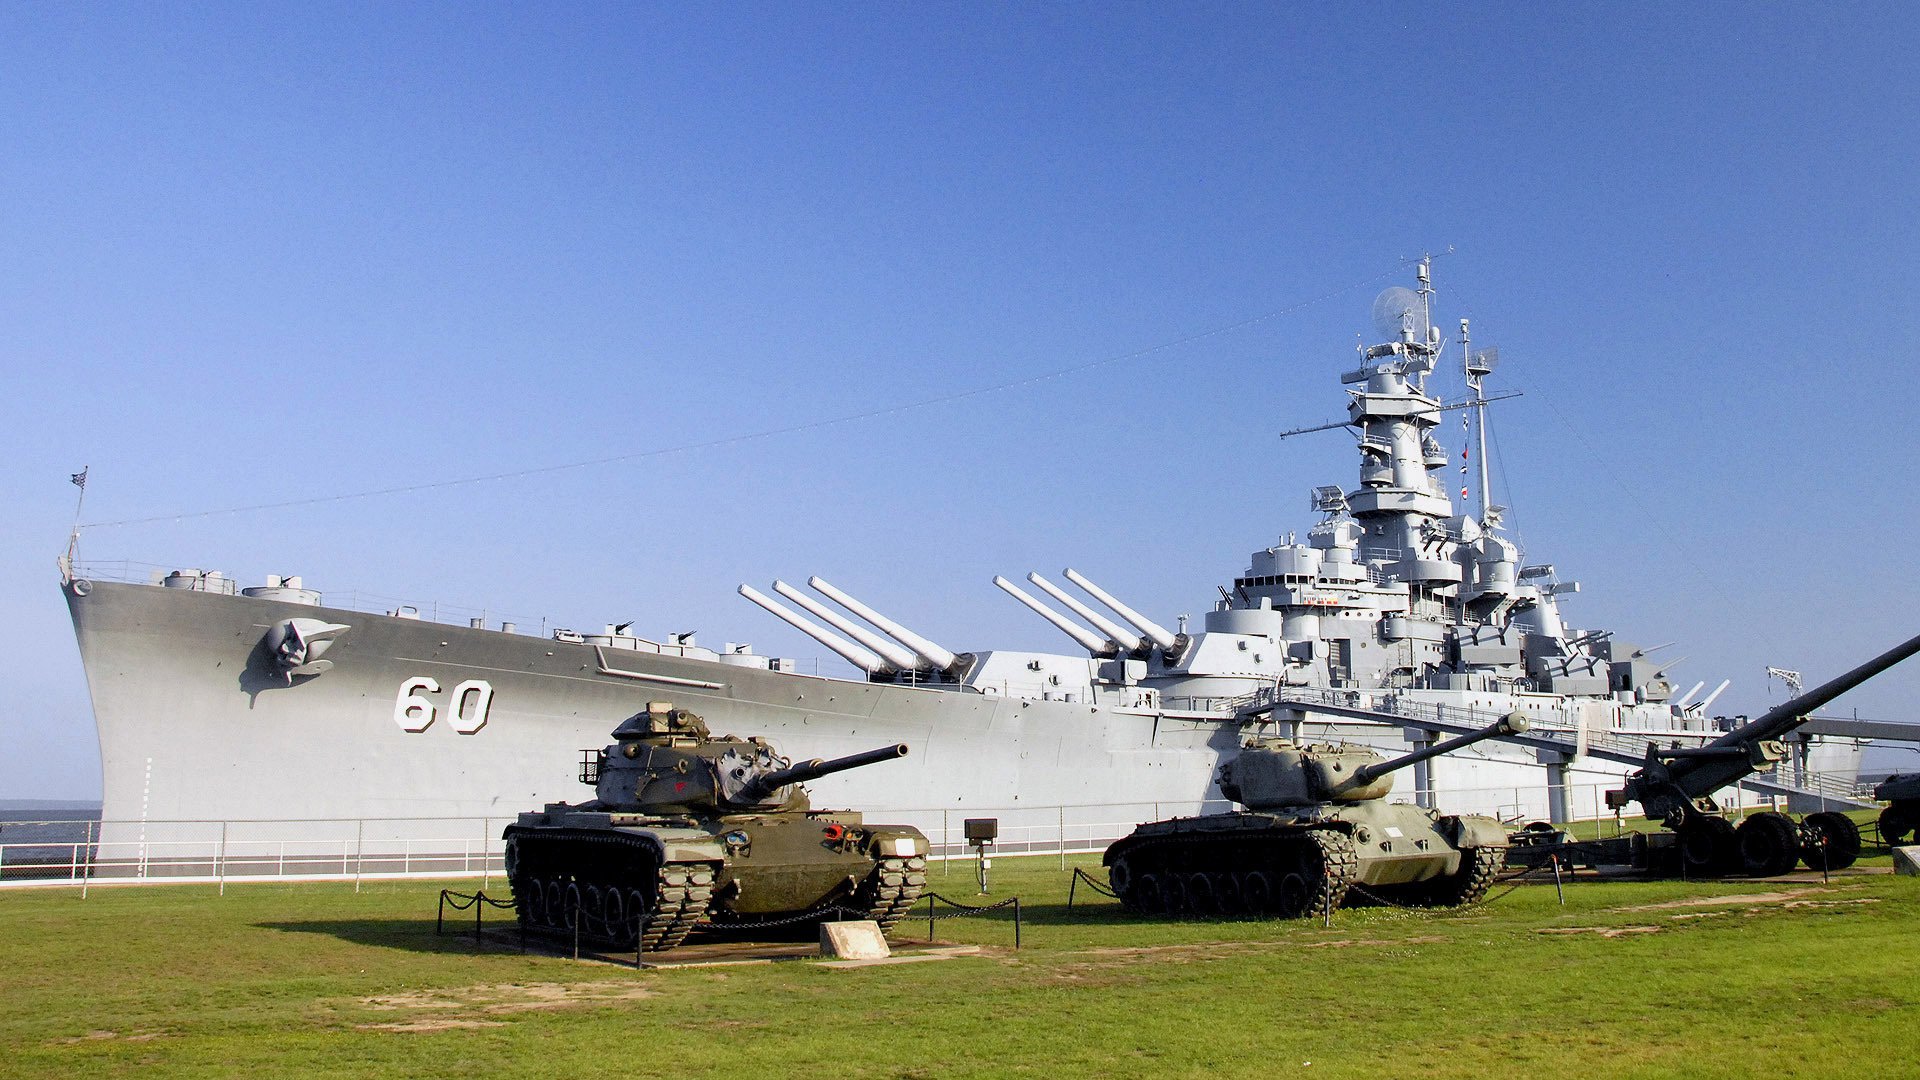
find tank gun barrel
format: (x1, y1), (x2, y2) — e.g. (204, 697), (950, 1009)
(738, 743), (910, 802)
(737, 584), (893, 675)
(1354, 713), (1529, 786)
(1706, 630), (1920, 749)
(994, 575), (1112, 655)
(1063, 568), (1182, 654)
(808, 576), (964, 674)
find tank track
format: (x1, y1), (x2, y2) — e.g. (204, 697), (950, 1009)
(1105, 824), (1358, 920)
(856, 855), (928, 932)
(1406, 845), (1504, 908)
(504, 826), (716, 952)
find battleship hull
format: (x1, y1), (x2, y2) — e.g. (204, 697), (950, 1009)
(65, 578), (1244, 828)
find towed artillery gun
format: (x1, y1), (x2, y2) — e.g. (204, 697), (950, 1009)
(504, 702), (929, 951)
(1103, 714), (1527, 919)
(1511, 630), (1920, 877)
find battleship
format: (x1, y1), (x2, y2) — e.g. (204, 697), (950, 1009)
(60, 261), (1862, 866)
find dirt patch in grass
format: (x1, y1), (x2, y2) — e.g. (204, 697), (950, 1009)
(51, 1030), (168, 1045)
(1535, 925), (1663, 938)
(1612, 887), (1873, 912)
(361, 981), (657, 1015)
(355, 1019), (510, 1033)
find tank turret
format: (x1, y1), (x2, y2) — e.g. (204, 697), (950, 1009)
(1104, 712), (1527, 920)
(592, 701), (909, 814)
(1219, 713), (1529, 809)
(505, 702), (929, 952)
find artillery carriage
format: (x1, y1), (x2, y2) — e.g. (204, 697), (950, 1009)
(503, 702), (928, 951)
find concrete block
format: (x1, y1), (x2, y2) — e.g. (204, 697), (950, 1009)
(1893, 847), (1920, 877)
(819, 920), (891, 960)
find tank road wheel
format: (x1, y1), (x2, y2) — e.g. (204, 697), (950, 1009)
(1184, 873), (1217, 915)
(1107, 857), (1136, 907)
(1736, 812), (1803, 877)
(1678, 816), (1738, 877)
(603, 888), (632, 949)
(543, 880), (567, 929)
(1159, 872), (1189, 914)
(562, 882), (584, 931)
(1274, 872), (1311, 919)
(1880, 805), (1918, 848)
(514, 875), (542, 929)
(1801, 812), (1862, 871)
(1418, 847), (1506, 908)
(1239, 871), (1274, 914)
(1213, 873), (1245, 915)
(1134, 873), (1166, 914)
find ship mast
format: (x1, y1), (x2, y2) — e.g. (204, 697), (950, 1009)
(1460, 320), (1495, 523)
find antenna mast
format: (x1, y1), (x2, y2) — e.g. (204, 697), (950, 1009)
(1461, 321), (1494, 522)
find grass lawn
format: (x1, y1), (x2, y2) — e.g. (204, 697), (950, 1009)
(2, 852), (1916, 1079)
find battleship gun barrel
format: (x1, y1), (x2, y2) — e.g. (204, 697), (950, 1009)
(1354, 713), (1530, 786)
(1027, 573), (1143, 653)
(771, 580), (924, 673)
(993, 576), (1111, 655)
(808, 576), (962, 673)
(739, 743), (910, 802)
(1063, 568), (1181, 653)
(737, 585), (893, 675)
(1705, 630), (1920, 750)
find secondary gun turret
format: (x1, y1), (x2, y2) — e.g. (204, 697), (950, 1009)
(1609, 629), (1920, 825)
(1220, 713), (1527, 810)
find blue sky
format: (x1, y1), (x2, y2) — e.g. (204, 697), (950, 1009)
(5, 4), (1920, 800)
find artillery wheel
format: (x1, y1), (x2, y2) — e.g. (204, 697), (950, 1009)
(1240, 871), (1273, 914)
(1678, 816), (1738, 877)
(1416, 846), (1507, 908)
(1801, 812), (1861, 871)
(1735, 812), (1802, 877)
(1880, 804), (1918, 847)
(1274, 872), (1310, 919)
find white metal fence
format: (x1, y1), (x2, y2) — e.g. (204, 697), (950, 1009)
(0, 773), (1872, 889)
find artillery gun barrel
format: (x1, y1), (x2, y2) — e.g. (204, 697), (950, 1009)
(738, 584), (893, 675)
(739, 743), (911, 802)
(1028, 573), (1143, 652)
(1704, 630), (1920, 750)
(1354, 713), (1529, 786)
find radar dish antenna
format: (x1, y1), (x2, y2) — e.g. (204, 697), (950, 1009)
(1467, 346), (1500, 377)
(1371, 287), (1424, 341)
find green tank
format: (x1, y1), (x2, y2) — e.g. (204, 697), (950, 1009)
(504, 702), (929, 951)
(1103, 714), (1526, 918)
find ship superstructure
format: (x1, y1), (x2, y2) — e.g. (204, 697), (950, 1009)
(60, 262), (1860, 862)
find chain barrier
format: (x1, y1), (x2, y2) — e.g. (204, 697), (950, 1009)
(1066, 867), (1118, 912)
(436, 888), (518, 943)
(921, 891), (1022, 948)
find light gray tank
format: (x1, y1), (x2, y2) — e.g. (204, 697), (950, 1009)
(1103, 714), (1526, 918)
